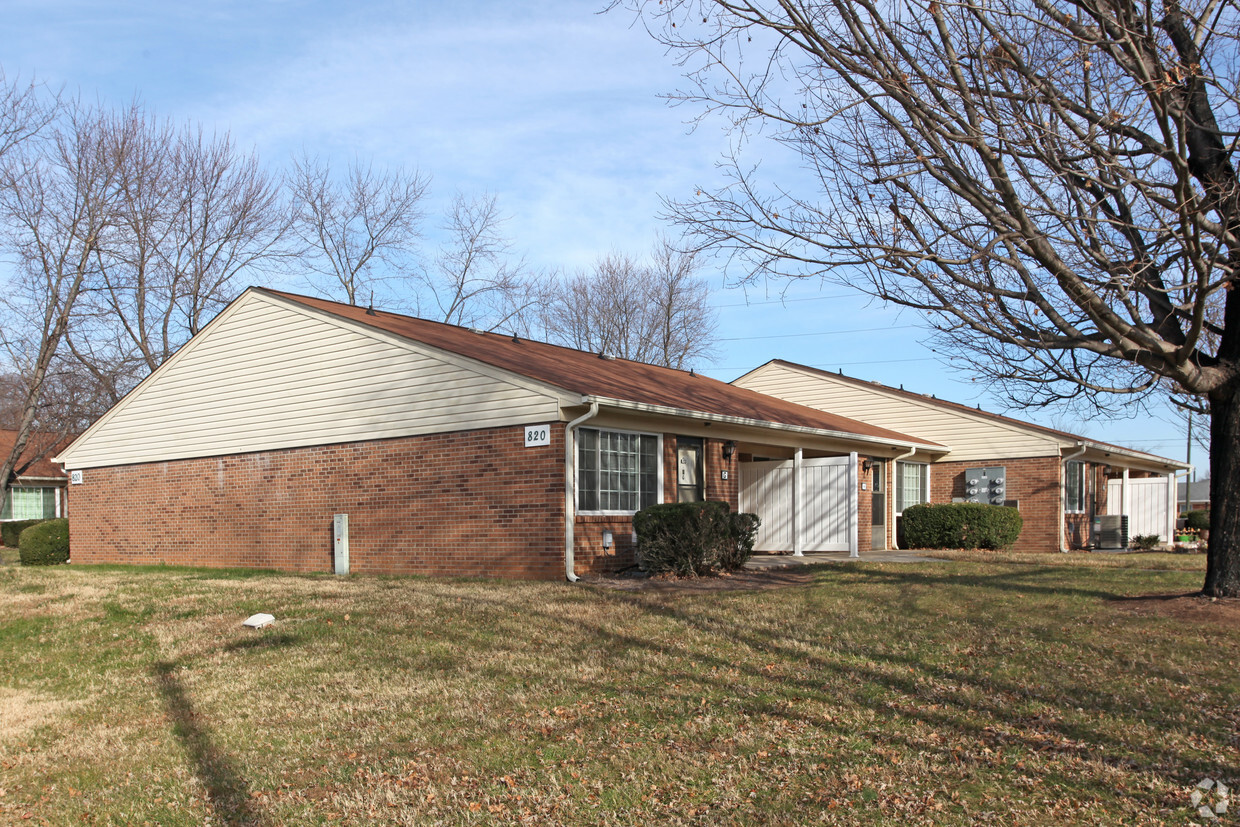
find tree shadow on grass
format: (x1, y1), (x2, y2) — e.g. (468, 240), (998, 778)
(153, 659), (267, 826)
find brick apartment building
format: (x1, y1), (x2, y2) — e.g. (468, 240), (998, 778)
(56, 288), (947, 579)
(734, 361), (1189, 552)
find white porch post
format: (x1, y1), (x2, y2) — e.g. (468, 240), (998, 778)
(848, 451), (859, 558)
(1166, 472), (1176, 543)
(793, 448), (804, 556)
(1121, 468), (1130, 520)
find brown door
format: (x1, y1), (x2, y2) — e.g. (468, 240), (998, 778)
(871, 460), (886, 549)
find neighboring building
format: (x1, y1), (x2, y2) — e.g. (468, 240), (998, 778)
(1178, 479), (1210, 512)
(1, 430), (69, 523)
(56, 289), (947, 579)
(734, 360), (1189, 551)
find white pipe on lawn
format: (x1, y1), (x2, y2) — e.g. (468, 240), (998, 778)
(563, 402), (600, 582)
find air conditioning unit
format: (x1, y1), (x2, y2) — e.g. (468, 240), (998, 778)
(1093, 515), (1129, 549)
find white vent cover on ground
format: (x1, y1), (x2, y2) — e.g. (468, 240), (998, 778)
(242, 613), (275, 629)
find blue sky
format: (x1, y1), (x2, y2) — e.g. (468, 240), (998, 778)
(1, 0), (1200, 468)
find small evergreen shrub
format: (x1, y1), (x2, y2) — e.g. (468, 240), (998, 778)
(717, 512), (761, 571)
(902, 502), (1022, 550)
(1184, 510), (1210, 531)
(1131, 534), (1161, 551)
(633, 501), (760, 576)
(2, 519), (47, 547)
(18, 518), (70, 566)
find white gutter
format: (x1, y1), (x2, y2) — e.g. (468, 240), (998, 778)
(581, 395), (945, 454)
(890, 447), (916, 550)
(1060, 442), (1088, 553)
(563, 401), (600, 583)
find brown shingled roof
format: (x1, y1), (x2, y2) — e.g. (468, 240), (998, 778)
(261, 289), (943, 449)
(0, 431), (69, 481)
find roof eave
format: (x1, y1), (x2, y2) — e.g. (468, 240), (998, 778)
(1072, 440), (1190, 471)
(581, 395), (949, 453)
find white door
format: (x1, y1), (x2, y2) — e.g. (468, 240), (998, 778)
(739, 460), (794, 551)
(739, 456), (857, 553)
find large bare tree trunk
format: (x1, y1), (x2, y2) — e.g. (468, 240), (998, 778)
(1206, 381), (1240, 596)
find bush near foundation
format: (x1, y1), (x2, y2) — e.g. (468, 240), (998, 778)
(2, 519), (47, 548)
(902, 503), (1022, 550)
(18, 518), (70, 566)
(1184, 510), (1210, 531)
(634, 501), (760, 576)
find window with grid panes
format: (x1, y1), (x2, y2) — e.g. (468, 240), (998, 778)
(576, 428), (659, 512)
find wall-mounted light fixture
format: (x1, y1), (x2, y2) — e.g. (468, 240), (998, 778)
(862, 458), (873, 473)
(722, 440), (737, 461)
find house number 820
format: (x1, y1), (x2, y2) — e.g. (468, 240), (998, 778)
(524, 425), (551, 447)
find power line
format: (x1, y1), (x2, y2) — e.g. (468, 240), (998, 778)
(713, 292), (858, 309)
(718, 324), (916, 342)
(707, 356), (940, 372)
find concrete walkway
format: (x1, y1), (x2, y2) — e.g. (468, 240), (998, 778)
(745, 550), (941, 569)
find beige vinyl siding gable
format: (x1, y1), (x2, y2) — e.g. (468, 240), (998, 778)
(736, 363), (1061, 462)
(59, 292), (563, 469)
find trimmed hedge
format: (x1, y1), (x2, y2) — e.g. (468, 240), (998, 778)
(633, 501), (761, 576)
(2, 519), (47, 548)
(18, 518), (70, 566)
(902, 502), (1022, 550)
(1184, 510), (1210, 531)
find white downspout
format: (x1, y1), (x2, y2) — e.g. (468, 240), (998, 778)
(563, 402), (599, 582)
(1061, 442), (1087, 553)
(890, 447), (916, 550)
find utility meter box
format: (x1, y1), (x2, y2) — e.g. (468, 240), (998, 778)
(964, 466), (1007, 505)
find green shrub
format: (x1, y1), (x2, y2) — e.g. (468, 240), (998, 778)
(1131, 534), (1161, 550)
(717, 512), (761, 571)
(2, 519), (47, 548)
(18, 518), (69, 566)
(633, 501), (760, 576)
(902, 502), (1022, 550)
(1184, 510), (1210, 530)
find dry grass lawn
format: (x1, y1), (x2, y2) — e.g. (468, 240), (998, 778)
(0, 558), (1235, 825)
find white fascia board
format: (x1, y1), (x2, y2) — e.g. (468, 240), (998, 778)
(256, 290), (574, 406)
(582, 395), (947, 453)
(1073, 441), (1190, 471)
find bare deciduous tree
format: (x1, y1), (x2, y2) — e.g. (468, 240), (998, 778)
(290, 153), (428, 306)
(543, 238), (718, 368)
(0, 99), (129, 501)
(426, 193), (548, 331)
(67, 110), (288, 403)
(625, 0), (1240, 594)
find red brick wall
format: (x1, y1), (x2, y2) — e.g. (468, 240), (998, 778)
(572, 435), (742, 574)
(929, 455), (1067, 552)
(858, 456), (875, 551)
(69, 425), (568, 579)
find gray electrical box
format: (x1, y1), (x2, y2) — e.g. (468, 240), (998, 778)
(333, 513), (349, 575)
(964, 466), (1007, 505)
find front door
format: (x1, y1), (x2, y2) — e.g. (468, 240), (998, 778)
(871, 460), (886, 549)
(677, 437), (704, 502)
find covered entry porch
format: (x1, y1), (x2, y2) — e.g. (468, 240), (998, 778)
(739, 451), (860, 556)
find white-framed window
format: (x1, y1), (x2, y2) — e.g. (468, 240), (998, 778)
(896, 462), (930, 514)
(1, 486), (59, 521)
(1064, 461), (1088, 513)
(577, 427), (662, 514)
